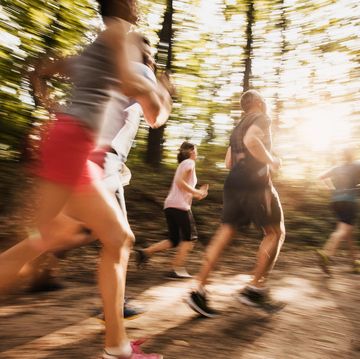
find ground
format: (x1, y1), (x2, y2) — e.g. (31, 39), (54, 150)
(0, 165), (359, 358)
(0, 242), (359, 359)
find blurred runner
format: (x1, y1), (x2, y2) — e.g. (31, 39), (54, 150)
(0, 1), (169, 358)
(135, 142), (208, 279)
(316, 146), (360, 275)
(186, 90), (285, 317)
(28, 32), (172, 321)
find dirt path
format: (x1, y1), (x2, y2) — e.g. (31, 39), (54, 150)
(0, 246), (359, 359)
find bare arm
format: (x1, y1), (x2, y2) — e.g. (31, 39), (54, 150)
(318, 168), (335, 190)
(102, 20), (155, 98)
(136, 72), (173, 128)
(29, 57), (75, 110)
(175, 168), (208, 200)
(243, 124), (279, 170)
(225, 146), (232, 169)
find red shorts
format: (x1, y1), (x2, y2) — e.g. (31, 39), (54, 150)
(35, 114), (95, 187)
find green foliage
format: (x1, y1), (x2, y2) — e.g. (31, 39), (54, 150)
(0, 0), (359, 182)
(0, 0), (98, 158)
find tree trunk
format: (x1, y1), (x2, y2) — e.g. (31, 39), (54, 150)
(146, 0), (173, 167)
(273, 0), (287, 134)
(243, 0), (255, 92)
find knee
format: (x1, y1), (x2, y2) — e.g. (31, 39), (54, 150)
(101, 219), (135, 251)
(278, 226), (286, 243)
(123, 230), (135, 248)
(266, 226), (285, 244)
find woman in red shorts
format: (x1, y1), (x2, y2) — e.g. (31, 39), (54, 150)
(0, 1), (166, 358)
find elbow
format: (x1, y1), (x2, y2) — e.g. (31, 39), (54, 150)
(147, 107), (161, 128)
(175, 179), (185, 190)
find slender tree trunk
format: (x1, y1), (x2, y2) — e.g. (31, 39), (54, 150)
(273, 0), (287, 134)
(243, 0), (255, 92)
(146, 0), (173, 167)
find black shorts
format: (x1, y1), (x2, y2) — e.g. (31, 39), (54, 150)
(332, 201), (357, 225)
(164, 207), (198, 247)
(222, 185), (283, 230)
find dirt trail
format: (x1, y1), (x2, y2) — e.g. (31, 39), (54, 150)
(0, 246), (359, 359)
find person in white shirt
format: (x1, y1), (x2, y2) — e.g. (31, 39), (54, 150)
(135, 142), (208, 279)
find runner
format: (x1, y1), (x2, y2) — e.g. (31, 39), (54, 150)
(0, 1), (167, 358)
(316, 146), (360, 275)
(26, 32), (171, 322)
(135, 142), (208, 279)
(186, 89), (285, 317)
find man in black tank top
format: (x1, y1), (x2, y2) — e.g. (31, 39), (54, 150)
(187, 90), (286, 317)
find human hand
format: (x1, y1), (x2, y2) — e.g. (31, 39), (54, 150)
(270, 157), (281, 172)
(197, 184), (209, 200)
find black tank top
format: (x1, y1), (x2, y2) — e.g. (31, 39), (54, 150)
(226, 112), (272, 189)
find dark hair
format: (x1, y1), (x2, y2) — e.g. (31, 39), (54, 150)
(177, 141), (195, 163)
(97, 0), (138, 24)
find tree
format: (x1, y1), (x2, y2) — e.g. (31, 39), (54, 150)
(272, 0), (287, 134)
(0, 0), (97, 160)
(145, 0), (174, 167)
(242, 0), (255, 92)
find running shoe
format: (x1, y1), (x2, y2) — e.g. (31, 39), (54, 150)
(238, 286), (285, 313)
(164, 269), (192, 279)
(134, 249), (149, 269)
(316, 249), (331, 276)
(124, 301), (145, 320)
(102, 340), (163, 359)
(185, 290), (219, 318)
(94, 300), (144, 322)
(27, 277), (64, 292)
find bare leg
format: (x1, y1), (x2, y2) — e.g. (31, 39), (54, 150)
(64, 180), (133, 348)
(196, 224), (236, 287)
(340, 224), (358, 262)
(251, 223), (285, 287)
(324, 222), (352, 257)
(0, 180), (72, 292)
(24, 213), (96, 290)
(143, 240), (172, 256)
(172, 241), (194, 269)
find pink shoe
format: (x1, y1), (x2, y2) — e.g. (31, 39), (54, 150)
(102, 339), (163, 359)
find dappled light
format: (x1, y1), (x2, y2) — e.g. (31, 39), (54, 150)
(0, 0), (359, 358)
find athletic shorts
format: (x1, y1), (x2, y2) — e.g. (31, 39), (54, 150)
(332, 201), (357, 225)
(222, 185), (283, 230)
(164, 207), (198, 247)
(34, 114), (95, 187)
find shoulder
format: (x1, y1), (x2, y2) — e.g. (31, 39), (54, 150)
(253, 113), (270, 127)
(131, 62), (156, 84)
(179, 158), (195, 170)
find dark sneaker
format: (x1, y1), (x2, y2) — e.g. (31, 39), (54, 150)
(94, 301), (144, 322)
(238, 286), (285, 313)
(27, 278), (64, 292)
(185, 290), (219, 318)
(164, 270), (192, 279)
(124, 301), (145, 320)
(316, 249), (331, 276)
(134, 249), (149, 269)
